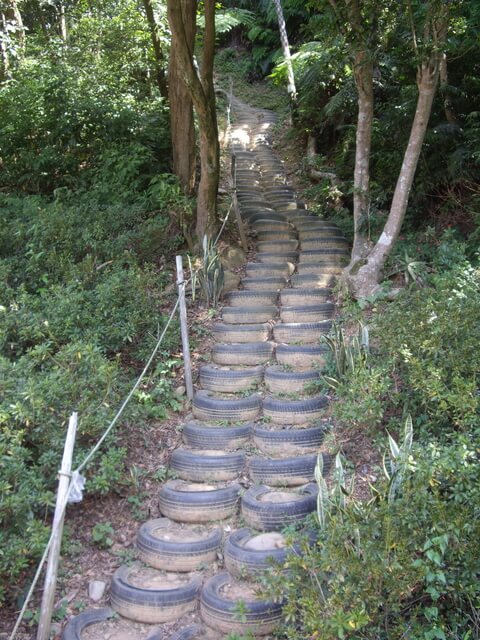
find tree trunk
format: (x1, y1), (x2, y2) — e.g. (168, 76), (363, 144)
(58, 2), (67, 41)
(142, 0), (168, 99)
(167, 0), (219, 242)
(347, 59), (440, 299)
(346, 48), (374, 271)
(168, 0), (197, 196)
(439, 53), (456, 125)
(0, 12), (9, 80)
(272, 0), (297, 110)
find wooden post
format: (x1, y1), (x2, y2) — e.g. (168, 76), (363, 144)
(176, 255), (194, 401)
(37, 413), (77, 640)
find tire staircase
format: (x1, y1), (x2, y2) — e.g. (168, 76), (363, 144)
(62, 99), (348, 640)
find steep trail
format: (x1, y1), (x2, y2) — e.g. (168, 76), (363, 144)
(62, 100), (348, 640)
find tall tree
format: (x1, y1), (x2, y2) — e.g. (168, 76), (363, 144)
(142, 0), (168, 99)
(346, 1), (449, 298)
(272, 0), (297, 110)
(167, 0), (220, 241)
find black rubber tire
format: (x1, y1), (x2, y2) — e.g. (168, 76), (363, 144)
(263, 395), (328, 425)
(257, 239), (298, 252)
(253, 424), (326, 455)
(299, 249), (349, 263)
(297, 263), (344, 275)
(280, 288), (330, 305)
(169, 624), (208, 640)
(241, 276), (288, 290)
(222, 305), (278, 324)
(182, 421), (252, 450)
(159, 480), (241, 523)
(225, 290), (279, 306)
(279, 303), (335, 323)
(212, 322), (270, 343)
(62, 608), (116, 640)
(273, 321), (332, 345)
(224, 528), (292, 577)
(256, 229), (298, 241)
(298, 227), (345, 238)
(110, 564), (202, 623)
(264, 365), (320, 394)
(199, 364), (264, 393)
(245, 262), (294, 278)
(212, 342), (275, 366)
(249, 453), (318, 486)
(291, 273), (337, 288)
(193, 390), (261, 422)
(276, 342), (330, 368)
(301, 237), (349, 250)
(200, 572), (283, 636)
(256, 251), (298, 264)
(241, 484), (318, 531)
(137, 518), (223, 571)
(171, 448), (246, 482)
(251, 220), (292, 231)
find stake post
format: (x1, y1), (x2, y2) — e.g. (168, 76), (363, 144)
(37, 412), (77, 640)
(176, 255), (194, 401)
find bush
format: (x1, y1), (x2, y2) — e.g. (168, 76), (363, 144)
(265, 434), (480, 640)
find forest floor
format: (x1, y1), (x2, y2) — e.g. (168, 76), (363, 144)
(1, 79), (380, 639)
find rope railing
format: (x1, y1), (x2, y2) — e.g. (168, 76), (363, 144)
(9, 293), (183, 640)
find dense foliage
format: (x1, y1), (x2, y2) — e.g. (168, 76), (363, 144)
(0, 0), (187, 604)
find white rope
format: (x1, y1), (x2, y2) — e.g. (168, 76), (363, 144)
(8, 294), (181, 639)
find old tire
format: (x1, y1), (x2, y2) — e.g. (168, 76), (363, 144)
(159, 480), (241, 523)
(192, 390), (261, 422)
(137, 518), (222, 571)
(170, 448), (246, 482)
(200, 572), (283, 636)
(253, 424), (326, 455)
(241, 484), (318, 531)
(62, 608), (115, 640)
(110, 564), (201, 623)
(182, 421), (252, 450)
(249, 453), (317, 486)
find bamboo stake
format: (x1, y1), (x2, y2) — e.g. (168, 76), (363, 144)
(176, 255), (194, 401)
(37, 413), (77, 640)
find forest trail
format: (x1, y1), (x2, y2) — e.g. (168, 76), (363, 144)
(61, 98), (348, 640)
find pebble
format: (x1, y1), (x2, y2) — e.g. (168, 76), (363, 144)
(88, 579), (106, 602)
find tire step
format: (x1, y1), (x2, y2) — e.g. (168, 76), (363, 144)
(213, 322), (270, 343)
(291, 273), (337, 288)
(253, 423), (326, 455)
(192, 390), (261, 422)
(273, 323), (331, 345)
(182, 420), (253, 450)
(171, 448), (246, 482)
(249, 453), (318, 486)
(241, 484), (318, 532)
(225, 290), (279, 306)
(256, 251), (299, 263)
(299, 249), (349, 263)
(137, 518), (222, 571)
(245, 262), (294, 278)
(241, 276), (288, 290)
(280, 288), (331, 305)
(255, 230), (298, 241)
(264, 365), (320, 393)
(276, 343), (330, 368)
(212, 342), (274, 366)
(222, 305), (278, 324)
(296, 263), (344, 275)
(301, 238), (349, 250)
(159, 480), (241, 523)
(257, 239), (299, 252)
(199, 364), (264, 392)
(279, 302), (335, 323)
(224, 528), (294, 578)
(263, 395), (328, 425)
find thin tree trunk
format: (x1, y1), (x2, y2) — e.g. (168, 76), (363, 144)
(168, 0), (197, 195)
(272, 0), (297, 110)
(347, 59), (440, 298)
(439, 53), (456, 125)
(142, 0), (168, 99)
(167, 0), (219, 241)
(347, 48), (374, 270)
(0, 12), (10, 80)
(58, 2), (67, 41)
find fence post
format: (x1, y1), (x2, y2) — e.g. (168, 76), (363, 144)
(176, 255), (194, 401)
(37, 412), (78, 640)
